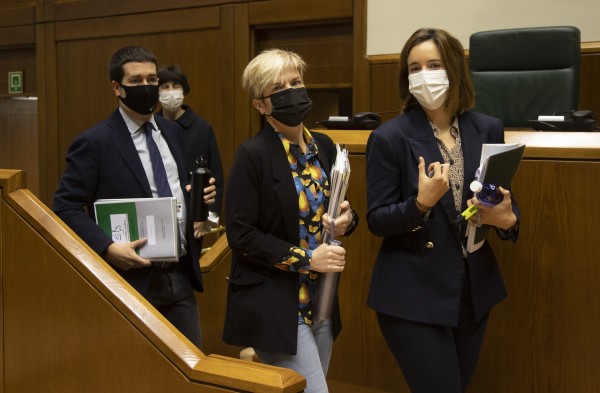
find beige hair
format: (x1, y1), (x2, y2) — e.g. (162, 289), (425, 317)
(242, 49), (307, 99)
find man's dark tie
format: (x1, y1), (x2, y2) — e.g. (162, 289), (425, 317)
(143, 122), (173, 197)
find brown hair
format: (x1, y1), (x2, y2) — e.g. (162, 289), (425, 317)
(398, 28), (475, 114)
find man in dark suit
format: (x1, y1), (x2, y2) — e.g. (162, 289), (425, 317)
(53, 46), (215, 348)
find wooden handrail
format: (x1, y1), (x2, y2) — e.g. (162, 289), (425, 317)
(200, 232), (230, 273)
(0, 169), (304, 393)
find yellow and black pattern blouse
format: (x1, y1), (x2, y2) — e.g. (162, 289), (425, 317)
(274, 127), (330, 325)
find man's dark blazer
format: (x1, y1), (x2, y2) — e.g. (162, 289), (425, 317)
(53, 109), (202, 294)
(366, 107), (520, 326)
(223, 124), (341, 355)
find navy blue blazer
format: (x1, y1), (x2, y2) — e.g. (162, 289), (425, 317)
(53, 109), (202, 294)
(366, 107), (519, 326)
(223, 124), (341, 355)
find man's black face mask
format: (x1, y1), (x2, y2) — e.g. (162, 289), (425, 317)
(119, 84), (159, 115)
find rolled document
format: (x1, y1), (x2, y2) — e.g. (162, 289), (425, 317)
(313, 144), (350, 321)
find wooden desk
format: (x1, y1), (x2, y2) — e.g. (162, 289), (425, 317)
(318, 129), (600, 159)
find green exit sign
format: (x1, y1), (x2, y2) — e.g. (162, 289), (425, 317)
(8, 71), (23, 94)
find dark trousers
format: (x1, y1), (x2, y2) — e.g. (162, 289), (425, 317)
(377, 269), (489, 393)
(145, 256), (202, 348)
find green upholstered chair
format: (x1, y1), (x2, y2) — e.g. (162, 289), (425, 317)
(469, 26), (581, 127)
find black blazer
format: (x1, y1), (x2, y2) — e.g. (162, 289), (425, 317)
(53, 109), (202, 294)
(366, 107), (519, 326)
(223, 124), (340, 355)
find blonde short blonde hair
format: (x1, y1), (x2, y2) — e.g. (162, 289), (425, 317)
(242, 49), (307, 99)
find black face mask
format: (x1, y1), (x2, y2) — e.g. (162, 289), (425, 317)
(264, 87), (312, 127)
(118, 84), (159, 115)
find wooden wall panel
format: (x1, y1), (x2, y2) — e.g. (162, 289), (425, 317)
(580, 52), (600, 118)
(256, 23), (353, 88)
(0, 47), (35, 96)
(472, 160), (600, 393)
(52, 0), (246, 22)
(369, 60), (400, 122)
(248, 0), (352, 25)
(0, 3), (34, 27)
(54, 7), (221, 41)
(0, 24), (33, 47)
(0, 98), (37, 195)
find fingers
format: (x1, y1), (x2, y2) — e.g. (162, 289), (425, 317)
(324, 245), (346, 272)
(418, 156), (426, 177)
(338, 200), (350, 213)
(311, 243), (346, 272)
(131, 237), (148, 248)
(498, 186), (512, 202)
(419, 157), (450, 179)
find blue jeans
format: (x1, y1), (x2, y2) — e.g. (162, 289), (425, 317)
(255, 319), (333, 393)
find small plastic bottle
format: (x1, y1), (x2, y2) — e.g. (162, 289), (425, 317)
(190, 156), (210, 221)
(470, 180), (503, 205)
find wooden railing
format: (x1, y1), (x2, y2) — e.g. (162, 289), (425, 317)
(0, 169), (304, 393)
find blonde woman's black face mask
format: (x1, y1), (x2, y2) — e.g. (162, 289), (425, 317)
(263, 87), (313, 127)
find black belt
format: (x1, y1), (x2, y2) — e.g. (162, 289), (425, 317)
(151, 261), (179, 270)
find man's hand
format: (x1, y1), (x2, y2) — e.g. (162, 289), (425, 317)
(104, 238), (152, 270)
(186, 177), (216, 205)
(203, 177), (217, 205)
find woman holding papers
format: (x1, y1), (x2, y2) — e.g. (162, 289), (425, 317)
(365, 28), (520, 393)
(224, 49), (358, 393)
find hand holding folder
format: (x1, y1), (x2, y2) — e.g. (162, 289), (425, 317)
(465, 143), (525, 252)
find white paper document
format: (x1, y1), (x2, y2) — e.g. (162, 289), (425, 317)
(94, 197), (180, 261)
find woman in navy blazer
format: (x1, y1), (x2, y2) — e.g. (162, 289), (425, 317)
(366, 28), (520, 393)
(224, 49), (358, 393)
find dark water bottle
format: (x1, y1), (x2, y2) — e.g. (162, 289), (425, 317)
(190, 156), (210, 221)
(470, 180), (503, 205)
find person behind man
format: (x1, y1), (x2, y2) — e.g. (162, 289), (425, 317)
(223, 48), (359, 393)
(53, 46), (216, 348)
(365, 28), (520, 393)
(157, 65), (224, 234)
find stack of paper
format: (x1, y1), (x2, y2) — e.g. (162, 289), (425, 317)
(322, 143), (351, 244)
(466, 143), (525, 252)
(94, 197), (180, 261)
(314, 144), (351, 320)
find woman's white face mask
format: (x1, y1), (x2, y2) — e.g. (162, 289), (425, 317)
(408, 70), (449, 110)
(159, 89), (184, 112)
